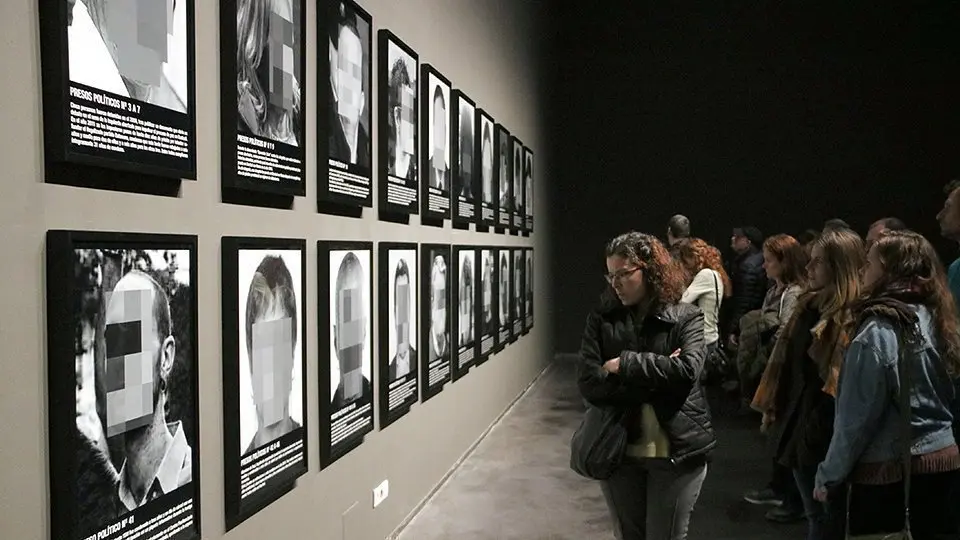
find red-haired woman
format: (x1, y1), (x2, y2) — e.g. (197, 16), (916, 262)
(675, 238), (732, 355)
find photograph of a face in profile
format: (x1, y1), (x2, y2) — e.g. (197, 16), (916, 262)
(498, 128), (512, 213)
(238, 251), (302, 456)
(458, 250), (475, 348)
(513, 140), (524, 216)
(480, 115), (494, 205)
(387, 250), (417, 381)
(71, 247), (194, 532)
(524, 150), (534, 219)
(329, 250), (371, 410)
(66, 0), (190, 112)
(235, 0), (302, 146)
(457, 100), (475, 200)
(428, 251), (449, 361)
(385, 40), (417, 180)
(499, 251), (510, 327)
(481, 250), (495, 335)
(427, 74), (450, 191)
(513, 250), (523, 319)
(328, 0), (370, 168)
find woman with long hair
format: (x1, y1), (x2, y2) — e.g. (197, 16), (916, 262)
(752, 228), (865, 540)
(676, 238), (732, 353)
(578, 232), (716, 540)
(813, 230), (960, 538)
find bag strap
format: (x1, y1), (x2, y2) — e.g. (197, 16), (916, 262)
(711, 271), (721, 320)
(895, 324), (914, 532)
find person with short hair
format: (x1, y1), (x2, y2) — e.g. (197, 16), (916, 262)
(865, 217), (906, 249)
(666, 214), (691, 247)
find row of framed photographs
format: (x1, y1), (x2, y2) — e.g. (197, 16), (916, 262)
(47, 229), (534, 540)
(39, 0), (534, 232)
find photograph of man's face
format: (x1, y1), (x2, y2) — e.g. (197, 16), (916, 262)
(390, 252), (416, 381)
(67, 0), (188, 112)
(498, 131), (511, 212)
(458, 252), (474, 346)
(386, 41), (416, 179)
(481, 119), (494, 204)
(524, 152), (533, 218)
(513, 251), (523, 318)
(513, 142), (523, 213)
(429, 253), (448, 360)
(329, 3), (369, 166)
(499, 253), (510, 326)
(481, 251), (493, 333)
(428, 75), (450, 190)
(457, 102), (475, 200)
(332, 251), (368, 404)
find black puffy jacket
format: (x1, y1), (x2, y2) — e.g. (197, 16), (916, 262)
(578, 293), (717, 465)
(727, 247), (768, 336)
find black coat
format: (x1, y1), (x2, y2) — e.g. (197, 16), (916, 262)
(578, 294), (717, 465)
(727, 247), (768, 335)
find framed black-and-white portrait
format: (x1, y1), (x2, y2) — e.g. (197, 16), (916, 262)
(451, 246), (477, 380)
(377, 30), (419, 215)
(221, 238), (307, 530)
(39, 0), (197, 181)
(420, 244), (452, 402)
(512, 137), (525, 232)
(476, 247), (497, 362)
(320, 0), (373, 208)
(378, 243), (419, 429)
(495, 124), (512, 229)
(451, 91), (476, 226)
(476, 110), (497, 228)
(420, 65), (452, 221)
(46, 230), (200, 540)
(511, 248), (525, 338)
(524, 147), (534, 233)
(498, 248), (512, 346)
(220, 0), (306, 196)
(318, 241), (374, 467)
(525, 248), (534, 332)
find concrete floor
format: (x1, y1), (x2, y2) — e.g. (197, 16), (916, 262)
(397, 355), (805, 540)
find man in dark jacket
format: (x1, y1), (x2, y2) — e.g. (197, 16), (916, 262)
(725, 226), (768, 349)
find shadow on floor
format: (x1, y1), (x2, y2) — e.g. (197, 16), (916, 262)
(397, 356), (805, 540)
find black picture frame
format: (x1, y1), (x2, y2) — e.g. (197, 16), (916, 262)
(319, 0), (374, 210)
(451, 246), (478, 380)
(318, 240), (375, 468)
(377, 243), (420, 429)
(475, 246), (498, 363)
(220, 0), (307, 197)
(378, 30), (420, 215)
(511, 247), (526, 339)
(420, 64), (453, 222)
(451, 91), (477, 227)
(46, 230), (201, 540)
(39, 0), (197, 183)
(525, 247), (534, 332)
(420, 244), (452, 401)
(511, 137), (525, 233)
(475, 110), (497, 229)
(523, 147), (534, 234)
(221, 237), (308, 531)
(495, 124), (512, 231)
(497, 247), (513, 347)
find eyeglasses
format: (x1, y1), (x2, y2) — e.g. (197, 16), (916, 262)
(604, 267), (640, 285)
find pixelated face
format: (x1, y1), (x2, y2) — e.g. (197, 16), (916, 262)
(499, 140), (509, 196)
(268, 0), (296, 112)
(250, 310), (294, 427)
(100, 274), (160, 438)
(335, 267), (366, 377)
(432, 93), (447, 157)
(335, 23), (363, 124)
(513, 147), (522, 206)
(394, 270), (410, 348)
(430, 256), (447, 345)
(103, 0), (174, 88)
(459, 261), (473, 342)
(482, 136), (493, 201)
(482, 254), (492, 324)
(500, 255), (510, 321)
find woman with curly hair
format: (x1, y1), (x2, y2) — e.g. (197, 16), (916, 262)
(675, 238), (732, 355)
(578, 231), (717, 540)
(813, 230), (960, 538)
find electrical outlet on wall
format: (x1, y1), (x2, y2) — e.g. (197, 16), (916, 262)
(372, 479), (389, 508)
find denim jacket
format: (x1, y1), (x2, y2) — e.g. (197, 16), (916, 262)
(815, 305), (957, 491)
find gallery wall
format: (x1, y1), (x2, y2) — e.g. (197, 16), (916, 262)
(0, 1), (552, 540)
(547, 2), (959, 353)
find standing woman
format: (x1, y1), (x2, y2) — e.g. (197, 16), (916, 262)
(751, 229), (865, 540)
(813, 231), (960, 538)
(676, 238), (732, 359)
(578, 232), (717, 540)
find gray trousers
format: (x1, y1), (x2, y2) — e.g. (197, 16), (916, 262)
(600, 459), (708, 540)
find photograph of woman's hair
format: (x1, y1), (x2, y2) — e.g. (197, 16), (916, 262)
(236, 0), (302, 146)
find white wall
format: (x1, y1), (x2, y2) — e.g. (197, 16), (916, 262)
(0, 0), (551, 538)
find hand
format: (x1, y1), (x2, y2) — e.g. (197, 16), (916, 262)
(813, 487), (828, 502)
(602, 357), (620, 374)
(761, 411), (775, 433)
(728, 334), (739, 348)
(670, 348), (681, 358)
